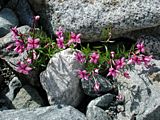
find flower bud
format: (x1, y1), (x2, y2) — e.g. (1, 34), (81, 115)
(110, 51), (115, 58)
(34, 15), (40, 21)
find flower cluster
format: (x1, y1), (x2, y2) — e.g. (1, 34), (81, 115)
(75, 41), (152, 92)
(7, 23), (82, 75)
(75, 48), (101, 91)
(7, 16), (41, 74)
(56, 27), (81, 49)
(7, 21), (152, 95)
(75, 51), (100, 79)
(107, 42), (152, 78)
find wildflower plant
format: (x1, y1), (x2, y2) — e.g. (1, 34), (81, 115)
(88, 41), (150, 78)
(7, 16), (42, 74)
(6, 15), (152, 97)
(74, 31), (152, 95)
(7, 16), (82, 75)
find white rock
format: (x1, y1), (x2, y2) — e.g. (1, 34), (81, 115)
(0, 105), (87, 120)
(40, 48), (84, 107)
(86, 94), (114, 120)
(115, 59), (160, 120)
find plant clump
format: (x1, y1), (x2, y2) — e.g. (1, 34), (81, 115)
(6, 16), (152, 97)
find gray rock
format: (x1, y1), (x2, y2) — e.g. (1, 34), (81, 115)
(0, 105), (87, 120)
(88, 94), (115, 108)
(0, 8), (18, 37)
(86, 94), (114, 120)
(40, 48), (84, 107)
(0, 78), (43, 110)
(115, 59), (160, 120)
(12, 85), (44, 109)
(36, 0), (160, 42)
(7, 0), (34, 26)
(6, 77), (22, 101)
(117, 105), (125, 113)
(87, 106), (112, 120)
(81, 74), (113, 97)
(0, 26), (40, 87)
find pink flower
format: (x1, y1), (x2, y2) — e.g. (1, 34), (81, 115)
(77, 70), (89, 80)
(89, 52), (99, 64)
(16, 62), (32, 74)
(56, 37), (65, 49)
(32, 51), (38, 60)
(56, 26), (63, 38)
(27, 37), (40, 50)
(94, 81), (100, 91)
(141, 55), (152, 65)
(34, 15), (40, 21)
(26, 58), (32, 64)
(127, 58), (133, 64)
(136, 42), (145, 53)
(11, 26), (19, 36)
(123, 71), (130, 79)
(115, 57), (126, 69)
(15, 39), (24, 46)
(128, 55), (141, 65)
(133, 55), (142, 65)
(11, 27), (21, 42)
(67, 32), (81, 45)
(107, 68), (119, 78)
(74, 51), (86, 63)
(14, 45), (25, 53)
(110, 51), (115, 58)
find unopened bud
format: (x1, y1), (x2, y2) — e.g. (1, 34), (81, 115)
(34, 15), (40, 21)
(110, 51), (115, 58)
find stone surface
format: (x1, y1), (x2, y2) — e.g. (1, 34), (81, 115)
(0, 8), (18, 37)
(36, 0), (160, 42)
(40, 48), (83, 107)
(0, 59), (15, 89)
(115, 59), (160, 120)
(81, 74), (113, 97)
(86, 94), (114, 120)
(119, 25), (160, 41)
(0, 0), (10, 8)
(0, 26), (40, 87)
(0, 105), (87, 120)
(28, 0), (46, 12)
(12, 85), (44, 109)
(7, 0), (34, 26)
(0, 77), (43, 110)
(6, 77), (22, 101)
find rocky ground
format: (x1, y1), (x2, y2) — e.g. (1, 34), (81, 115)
(0, 0), (160, 120)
